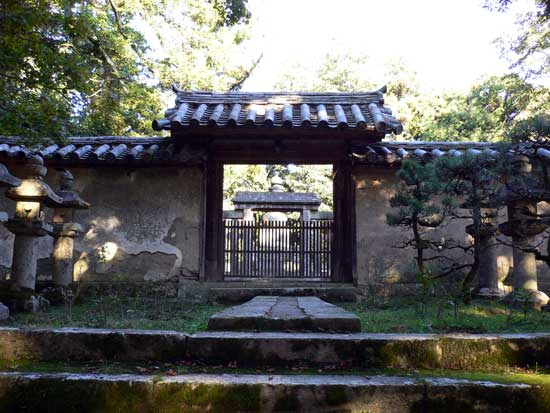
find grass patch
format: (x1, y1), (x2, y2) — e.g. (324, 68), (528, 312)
(5, 294), (550, 334)
(342, 296), (550, 334)
(3, 296), (225, 333)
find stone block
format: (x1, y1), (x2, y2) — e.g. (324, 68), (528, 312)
(207, 296), (361, 333)
(0, 372), (546, 412)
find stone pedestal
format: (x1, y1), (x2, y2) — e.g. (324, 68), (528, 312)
(49, 170), (90, 288)
(52, 223), (82, 286)
(499, 155), (550, 308)
(477, 235), (503, 297)
(4, 219), (51, 291)
(511, 235), (549, 306)
(468, 208), (504, 298)
(12, 235), (39, 290)
(500, 218), (550, 307)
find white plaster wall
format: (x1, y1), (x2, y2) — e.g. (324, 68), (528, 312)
(353, 166), (550, 291)
(0, 165), (204, 282)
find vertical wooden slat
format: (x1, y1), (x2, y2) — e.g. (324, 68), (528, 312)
(311, 221), (315, 278)
(243, 221), (249, 277)
(312, 221), (315, 278)
(249, 220), (253, 277)
(276, 221), (279, 278)
(241, 220), (245, 276)
(305, 221), (309, 278)
(249, 219), (252, 277)
(234, 221), (239, 276)
(266, 221), (270, 277)
(252, 221), (256, 276)
(260, 219), (265, 278)
(244, 220), (247, 277)
(326, 220), (329, 277)
(292, 221), (295, 278)
(224, 220), (228, 276)
(284, 221), (289, 277)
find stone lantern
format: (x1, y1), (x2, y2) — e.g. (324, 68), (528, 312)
(499, 155), (549, 307)
(4, 155), (62, 291)
(51, 170), (90, 287)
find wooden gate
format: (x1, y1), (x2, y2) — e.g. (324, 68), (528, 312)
(223, 220), (333, 280)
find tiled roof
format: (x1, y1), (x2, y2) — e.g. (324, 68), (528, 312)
(233, 191), (321, 206)
(0, 136), (540, 168)
(0, 136), (206, 166)
(153, 88), (403, 137)
(351, 141), (506, 166)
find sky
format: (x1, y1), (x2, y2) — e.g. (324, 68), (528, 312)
(241, 0), (530, 93)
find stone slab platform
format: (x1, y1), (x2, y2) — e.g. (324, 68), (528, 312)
(3, 327), (550, 370)
(207, 284), (358, 303)
(0, 371), (545, 412)
(207, 296), (361, 332)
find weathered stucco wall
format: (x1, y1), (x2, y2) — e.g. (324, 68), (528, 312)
(0, 165), (204, 283)
(3, 162), (550, 293)
(353, 165), (550, 293)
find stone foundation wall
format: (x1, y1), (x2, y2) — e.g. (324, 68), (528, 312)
(353, 165), (550, 293)
(0, 165), (204, 283)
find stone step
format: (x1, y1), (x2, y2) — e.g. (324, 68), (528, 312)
(207, 296), (361, 332)
(207, 284), (358, 303)
(2, 327), (550, 370)
(0, 371), (546, 412)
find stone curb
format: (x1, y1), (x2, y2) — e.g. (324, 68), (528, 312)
(188, 331), (550, 369)
(0, 327), (188, 362)
(2, 327), (550, 369)
(0, 371), (546, 412)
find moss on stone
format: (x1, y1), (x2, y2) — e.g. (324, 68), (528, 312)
(373, 337), (541, 370)
(153, 383), (262, 412)
(323, 385), (349, 406)
(273, 391), (301, 411)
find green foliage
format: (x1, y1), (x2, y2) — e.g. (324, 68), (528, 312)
(387, 160), (444, 227)
(0, 0), (254, 141)
(274, 52), (549, 142)
(152, 0), (257, 93)
(485, 0), (550, 17)
(223, 164), (334, 211)
(223, 164), (269, 207)
(413, 75), (547, 142)
(507, 114), (550, 143)
(269, 164), (334, 211)
(273, 52), (377, 92)
(210, 0), (250, 27)
(493, 0), (550, 79)
(386, 160), (449, 275)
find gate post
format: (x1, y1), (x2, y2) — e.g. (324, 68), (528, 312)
(204, 158), (224, 281)
(332, 158), (355, 283)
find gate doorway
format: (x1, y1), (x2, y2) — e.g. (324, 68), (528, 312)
(222, 164), (334, 281)
(223, 219), (333, 280)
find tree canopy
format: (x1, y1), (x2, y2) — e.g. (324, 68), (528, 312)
(0, 0), (255, 142)
(483, 0), (549, 82)
(412, 74), (549, 142)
